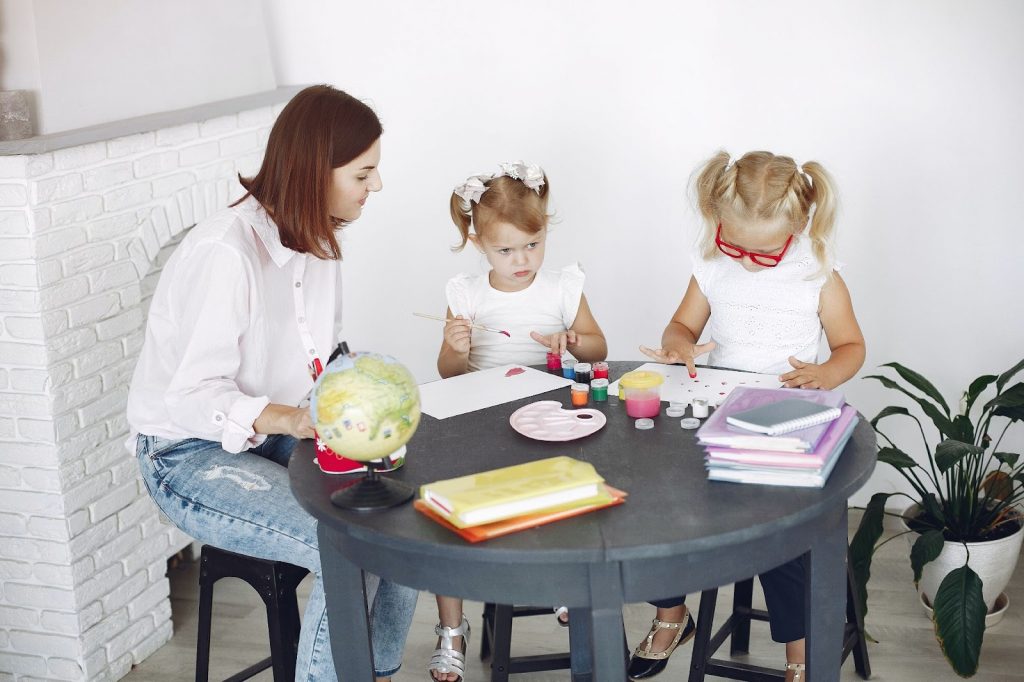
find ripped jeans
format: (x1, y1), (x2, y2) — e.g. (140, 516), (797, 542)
(135, 434), (418, 679)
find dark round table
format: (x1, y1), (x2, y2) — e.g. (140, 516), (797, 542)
(289, 362), (876, 681)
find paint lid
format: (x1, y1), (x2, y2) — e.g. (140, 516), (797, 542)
(680, 417), (701, 430)
(666, 405), (687, 418)
(634, 418), (655, 430)
(574, 362), (592, 372)
(571, 382), (590, 392)
(619, 370), (665, 389)
(591, 378), (609, 388)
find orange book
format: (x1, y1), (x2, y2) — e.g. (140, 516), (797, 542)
(414, 485), (627, 543)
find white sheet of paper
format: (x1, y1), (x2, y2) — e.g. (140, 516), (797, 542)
(419, 365), (573, 420)
(609, 364), (782, 406)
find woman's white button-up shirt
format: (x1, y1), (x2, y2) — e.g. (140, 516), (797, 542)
(127, 196), (343, 453)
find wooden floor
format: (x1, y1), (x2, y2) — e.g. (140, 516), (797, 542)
(125, 512), (1024, 681)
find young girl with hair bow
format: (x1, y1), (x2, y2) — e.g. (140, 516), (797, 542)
(428, 161), (608, 682)
(630, 150), (866, 682)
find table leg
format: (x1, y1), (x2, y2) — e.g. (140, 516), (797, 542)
(568, 606), (593, 682)
(587, 563), (626, 682)
(805, 506), (848, 682)
(318, 525), (375, 681)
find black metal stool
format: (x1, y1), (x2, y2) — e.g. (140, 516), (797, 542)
(687, 563), (871, 681)
(479, 604), (572, 682)
(195, 545), (310, 682)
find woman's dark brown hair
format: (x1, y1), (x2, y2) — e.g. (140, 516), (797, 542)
(234, 85), (382, 259)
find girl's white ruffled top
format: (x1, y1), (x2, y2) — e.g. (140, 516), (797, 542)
(693, 236), (839, 376)
(445, 263), (585, 372)
(127, 196), (344, 453)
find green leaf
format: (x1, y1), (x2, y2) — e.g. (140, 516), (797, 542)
(986, 383), (1024, 412)
(920, 493), (945, 527)
(881, 362), (951, 415)
(910, 529), (945, 586)
(865, 374), (957, 439)
(996, 357), (1024, 392)
(965, 375), (997, 415)
(950, 415), (974, 443)
(849, 493), (891, 621)
(878, 446), (918, 469)
(994, 452), (1020, 468)
(934, 440), (985, 474)
(993, 405), (1024, 423)
(870, 405), (912, 428)
(933, 564), (986, 677)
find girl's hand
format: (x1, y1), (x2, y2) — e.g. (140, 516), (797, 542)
(780, 357), (830, 389)
(443, 315), (473, 354)
(287, 408), (316, 440)
(530, 330), (577, 355)
(639, 341), (716, 377)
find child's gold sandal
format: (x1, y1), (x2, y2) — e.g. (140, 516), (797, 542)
(786, 662), (806, 682)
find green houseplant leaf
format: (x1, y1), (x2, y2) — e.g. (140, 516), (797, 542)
(878, 446), (918, 469)
(870, 405), (912, 428)
(849, 492), (891, 619)
(881, 362), (952, 415)
(933, 564), (986, 678)
(864, 374), (957, 439)
(993, 452), (1019, 468)
(965, 375), (997, 415)
(910, 529), (945, 586)
(934, 440), (984, 474)
(996, 358), (1024, 392)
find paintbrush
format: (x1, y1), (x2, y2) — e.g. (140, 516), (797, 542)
(412, 312), (511, 337)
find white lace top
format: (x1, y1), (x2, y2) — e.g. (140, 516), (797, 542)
(693, 236), (836, 376)
(445, 263), (585, 371)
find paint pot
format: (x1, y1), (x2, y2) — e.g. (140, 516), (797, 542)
(561, 359), (576, 380)
(591, 378), (609, 402)
(547, 352), (562, 373)
(680, 417), (700, 430)
(634, 418), (655, 430)
(593, 361), (609, 379)
(665, 405), (686, 418)
(574, 362), (592, 384)
(570, 382), (589, 407)
(691, 397), (710, 419)
(619, 370), (664, 419)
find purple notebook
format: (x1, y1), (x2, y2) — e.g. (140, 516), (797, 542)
(705, 405), (859, 468)
(697, 386), (846, 452)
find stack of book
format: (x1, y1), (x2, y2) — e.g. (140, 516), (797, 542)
(416, 456), (625, 542)
(697, 386), (859, 488)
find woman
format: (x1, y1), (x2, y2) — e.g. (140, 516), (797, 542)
(128, 85), (418, 681)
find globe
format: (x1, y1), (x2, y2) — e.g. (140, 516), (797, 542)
(310, 351), (421, 464)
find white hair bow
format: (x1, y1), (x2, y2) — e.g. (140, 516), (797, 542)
(452, 174), (492, 207)
(452, 161), (546, 207)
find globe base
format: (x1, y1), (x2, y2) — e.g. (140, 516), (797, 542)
(330, 473), (415, 512)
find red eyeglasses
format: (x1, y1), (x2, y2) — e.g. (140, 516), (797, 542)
(715, 223), (793, 267)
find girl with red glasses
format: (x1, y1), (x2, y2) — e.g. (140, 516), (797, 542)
(630, 151), (866, 682)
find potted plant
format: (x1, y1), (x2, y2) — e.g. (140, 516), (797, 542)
(850, 359), (1024, 678)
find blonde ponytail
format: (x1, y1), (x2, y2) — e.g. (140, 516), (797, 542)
(695, 151), (734, 257)
(449, 193), (473, 252)
(800, 161), (838, 274)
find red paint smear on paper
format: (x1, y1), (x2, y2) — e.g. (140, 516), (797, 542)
(505, 367), (526, 377)
(500, 330), (511, 337)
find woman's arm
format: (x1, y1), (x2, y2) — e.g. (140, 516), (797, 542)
(780, 272), (866, 389)
(254, 404), (315, 439)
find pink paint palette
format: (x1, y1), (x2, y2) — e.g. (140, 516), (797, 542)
(509, 400), (607, 441)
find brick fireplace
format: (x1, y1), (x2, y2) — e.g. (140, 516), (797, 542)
(0, 86), (301, 680)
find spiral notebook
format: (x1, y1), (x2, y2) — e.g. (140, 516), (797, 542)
(726, 398), (842, 436)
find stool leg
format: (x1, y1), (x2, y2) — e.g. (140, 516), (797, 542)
(847, 563), (872, 679)
(688, 588), (718, 682)
(489, 604), (514, 682)
(479, 602), (495, 660)
(730, 578), (754, 655)
(263, 574), (294, 682)
(195, 571), (215, 682)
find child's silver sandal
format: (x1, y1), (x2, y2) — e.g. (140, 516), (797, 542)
(428, 615), (470, 681)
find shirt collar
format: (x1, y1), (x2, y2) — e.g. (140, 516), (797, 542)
(237, 195), (297, 268)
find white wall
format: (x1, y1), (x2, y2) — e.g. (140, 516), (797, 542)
(2, 0), (276, 134)
(262, 0), (1024, 505)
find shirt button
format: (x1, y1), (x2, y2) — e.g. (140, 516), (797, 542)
(294, 282), (302, 288)
(309, 349), (316, 355)
(297, 317), (305, 324)
(215, 415), (223, 422)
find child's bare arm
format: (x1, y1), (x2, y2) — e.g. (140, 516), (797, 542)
(781, 273), (865, 389)
(640, 277), (715, 375)
(530, 294), (607, 361)
(437, 307), (472, 379)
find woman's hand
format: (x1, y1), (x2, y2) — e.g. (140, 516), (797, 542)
(443, 316), (473, 354)
(255, 404), (315, 439)
(530, 330), (577, 355)
(287, 408), (316, 439)
(780, 357), (833, 390)
(639, 341), (716, 377)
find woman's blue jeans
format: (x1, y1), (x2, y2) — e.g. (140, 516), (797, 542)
(136, 433), (418, 679)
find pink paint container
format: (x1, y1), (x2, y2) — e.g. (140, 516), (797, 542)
(619, 370), (664, 419)
(593, 361), (609, 380)
(546, 352), (563, 373)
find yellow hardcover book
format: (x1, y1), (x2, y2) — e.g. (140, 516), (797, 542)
(419, 456), (607, 528)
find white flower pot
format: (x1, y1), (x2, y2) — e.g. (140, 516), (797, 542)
(901, 504), (1024, 613)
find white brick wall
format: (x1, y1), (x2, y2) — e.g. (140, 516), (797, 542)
(0, 104), (277, 680)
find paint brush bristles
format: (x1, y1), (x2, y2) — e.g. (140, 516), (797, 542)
(412, 312), (511, 337)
